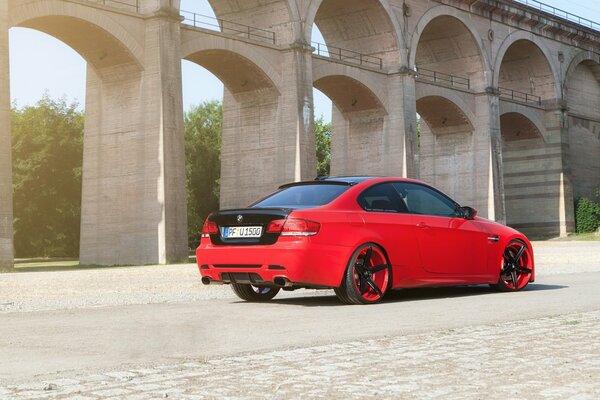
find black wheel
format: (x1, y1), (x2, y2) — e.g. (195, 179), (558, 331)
(231, 284), (280, 302)
(336, 243), (391, 305)
(491, 239), (533, 292)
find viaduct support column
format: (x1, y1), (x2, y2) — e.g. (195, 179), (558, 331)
(549, 107), (575, 236)
(80, 6), (187, 266)
(474, 92), (505, 222)
(392, 71), (419, 178)
(0, 2), (13, 271)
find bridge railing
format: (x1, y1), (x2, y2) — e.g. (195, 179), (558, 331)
(514, 0), (600, 32)
(415, 68), (470, 90)
(499, 87), (542, 106)
(180, 10), (276, 45)
(85, 0), (139, 12)
(312, 42), (383, 70)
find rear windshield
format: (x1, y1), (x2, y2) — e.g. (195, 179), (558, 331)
(252, 184), (350, 208)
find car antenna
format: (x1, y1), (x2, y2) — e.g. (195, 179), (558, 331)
(315, 175), (329, 181)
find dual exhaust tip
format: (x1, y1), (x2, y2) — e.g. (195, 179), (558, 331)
(201, 276), (292, 287)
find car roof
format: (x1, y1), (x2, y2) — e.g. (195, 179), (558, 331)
(279, 176), (420, 189)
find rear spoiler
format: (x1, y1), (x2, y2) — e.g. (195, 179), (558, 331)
(278, 180), (356, 190)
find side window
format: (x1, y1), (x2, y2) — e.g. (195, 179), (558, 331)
(393, 183), (458, 217)
(358, 183), (408, 213)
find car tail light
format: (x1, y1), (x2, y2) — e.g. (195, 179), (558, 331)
(267, 218), (320, 237)
(201, 218), (218, 238)
(266, 219), (286, 233)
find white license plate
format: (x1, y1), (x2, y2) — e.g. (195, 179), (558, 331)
(222, 226), (263, 239)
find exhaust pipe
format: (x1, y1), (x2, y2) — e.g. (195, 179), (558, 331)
(202, 277), (225, 285)
(273, 277), (293, 288)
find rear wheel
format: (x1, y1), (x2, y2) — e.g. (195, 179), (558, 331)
(231, 284), (280, 302)
(492, 239), (533, 292)
(336, 243), (390, 305)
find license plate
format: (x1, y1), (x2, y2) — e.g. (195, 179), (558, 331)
(222, 226), (263, 239)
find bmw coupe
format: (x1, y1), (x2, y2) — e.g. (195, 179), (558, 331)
(196, 177), (534, 304)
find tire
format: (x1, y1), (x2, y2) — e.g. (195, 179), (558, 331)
(491, 239), (533, 292)
(231, 284), (280, 302)
(335, 243), (391, 305)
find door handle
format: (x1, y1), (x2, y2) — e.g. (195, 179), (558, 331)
(416, 222), (430, 229)
(488, 236), (500, 243)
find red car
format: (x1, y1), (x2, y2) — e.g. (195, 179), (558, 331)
(196, 177), (534, 304)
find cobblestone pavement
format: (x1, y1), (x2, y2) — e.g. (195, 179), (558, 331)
(3, 311), (599, 400)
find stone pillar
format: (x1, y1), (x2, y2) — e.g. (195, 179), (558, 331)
(220, 43), (316, 209)
(330, 109), (386, 176)
(80, 11), (187, 266)
(551, 107), (576, 236)
(0, 2), (13, 272)
(392, 71), (419, 179)
(474, 92), (505, 221)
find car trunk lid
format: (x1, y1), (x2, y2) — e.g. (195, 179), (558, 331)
(207, 208), (293, 246)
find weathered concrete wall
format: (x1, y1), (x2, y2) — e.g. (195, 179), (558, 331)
(80, 14), (188, 265)
(0, 1), (13, 271)
(567, 61), (600, 200)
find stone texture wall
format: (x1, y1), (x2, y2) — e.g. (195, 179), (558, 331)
(567, 62), (600, 200)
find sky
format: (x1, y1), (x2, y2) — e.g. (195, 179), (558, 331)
(8, 0), (600, 123)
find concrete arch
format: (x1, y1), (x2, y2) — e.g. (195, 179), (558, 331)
(206, 0), (299, 26)
(493, 31), (561, 99)
(9, 0), (144, 69)
(564, 50), (600, 91)
(415, 90), (476, 128)
(499, 112), (544, 142)
(304, 0), (403, 63)
(409, 5), (491, 79)
(312, 62), (388, 112)
(314, 74), (386, 115)
(499, 102), (546, 140)
(181, 35), (281, 94)
(416, 95), (474, 135)
(205, 0), (298, 45)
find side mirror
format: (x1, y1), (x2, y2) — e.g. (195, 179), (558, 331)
(460, 206), (477, 220)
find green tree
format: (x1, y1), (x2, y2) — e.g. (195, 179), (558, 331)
(184, 101), (222, 248)
(315, 116), (332, 176)
(12, 96), (84, 258)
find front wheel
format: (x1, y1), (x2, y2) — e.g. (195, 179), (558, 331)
(492, 239), (533, 292)
(231, 284), (280, 302)
(336, 243), (391, 305)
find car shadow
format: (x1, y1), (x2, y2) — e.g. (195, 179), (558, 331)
(267, 283), (568, 308)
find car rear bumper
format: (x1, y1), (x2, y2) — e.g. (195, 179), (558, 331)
(196, 237), (351, 288)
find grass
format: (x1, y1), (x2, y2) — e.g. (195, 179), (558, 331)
(8, 256), (197, 272)
(565, 232), (600, 241)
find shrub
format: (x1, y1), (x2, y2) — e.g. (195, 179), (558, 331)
(575, 193), (600, 234)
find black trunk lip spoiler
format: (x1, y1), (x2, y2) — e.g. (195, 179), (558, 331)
(214, 207), (294, 215)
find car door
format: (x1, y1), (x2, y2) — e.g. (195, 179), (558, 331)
(393, 182), (488, 277)
(357, 182), (420, 286)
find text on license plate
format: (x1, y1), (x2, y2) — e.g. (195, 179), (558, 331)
(223, 226), (263, 239)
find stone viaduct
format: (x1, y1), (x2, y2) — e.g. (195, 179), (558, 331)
(1, 0), (599, 269)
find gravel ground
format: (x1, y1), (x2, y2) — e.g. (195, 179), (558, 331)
(1, 241), (599, 314)
(2, 310), (599, 399)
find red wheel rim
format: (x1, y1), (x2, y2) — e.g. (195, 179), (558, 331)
(351, 246), (389, 301)
(501, 242), (533, 290)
